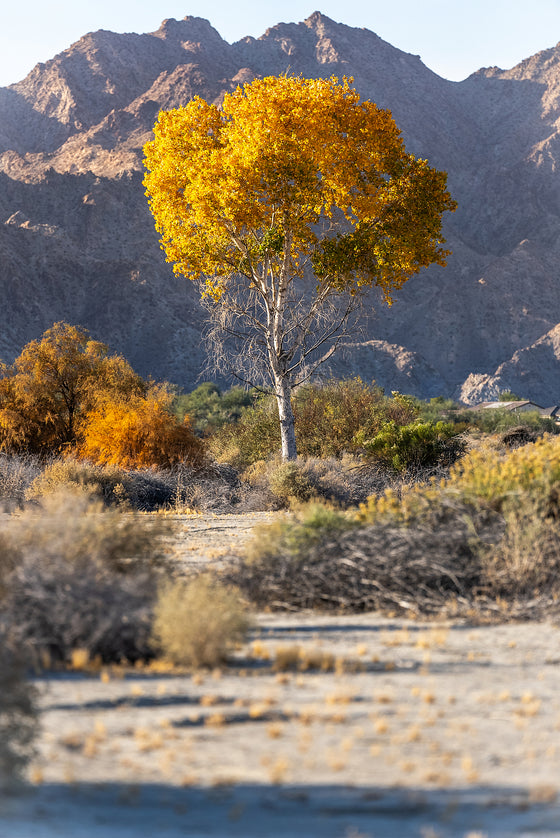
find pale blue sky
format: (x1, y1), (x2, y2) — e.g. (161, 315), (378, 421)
(2, 1), (560, 87)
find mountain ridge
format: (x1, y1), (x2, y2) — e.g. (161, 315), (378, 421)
(1, 12), (560, 403)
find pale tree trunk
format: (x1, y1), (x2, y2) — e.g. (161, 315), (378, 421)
(275, 375), (297, 461)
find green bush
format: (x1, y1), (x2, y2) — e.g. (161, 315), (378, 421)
(151, 575), (251, 667)
(415, 396), (462, 424)
(415, 397), (557, 442)
(292, 379), (416, 458)
(174, 382), (254, 435)
(209, 395), (280, 469)
(356, 420), (466, 473)
(243, 502), (355, 566)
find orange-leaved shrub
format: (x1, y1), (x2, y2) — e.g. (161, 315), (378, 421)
(0, 322), (146, 455)
(79, 387), (205, 469)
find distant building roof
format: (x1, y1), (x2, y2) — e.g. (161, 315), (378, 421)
(466, 400), (543, 412)
(465, 400), (560, 420)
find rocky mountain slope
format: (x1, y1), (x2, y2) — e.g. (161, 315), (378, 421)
(1, 12), (560, 402)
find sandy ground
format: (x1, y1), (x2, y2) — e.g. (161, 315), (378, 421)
(2, 513), (560, 837)
(164, 511), (277, 570)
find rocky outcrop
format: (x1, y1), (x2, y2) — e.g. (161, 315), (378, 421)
(459, 324), (560, 406)
(1, 12), (560, 399)
(323, 340), (447, 397)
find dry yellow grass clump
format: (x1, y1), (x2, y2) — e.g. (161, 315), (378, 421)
(151, 574), (252, 668)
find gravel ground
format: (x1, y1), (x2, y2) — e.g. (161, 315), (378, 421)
(2, 513), (560, 836)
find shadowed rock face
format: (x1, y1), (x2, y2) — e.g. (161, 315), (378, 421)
(1, 12), (560, 401)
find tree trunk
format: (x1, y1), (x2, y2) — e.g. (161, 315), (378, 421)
(275, 377), (297, 461)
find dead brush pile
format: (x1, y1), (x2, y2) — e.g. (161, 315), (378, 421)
(168, 462), (279, 513)
(226, 498), (501, 615)
(227, 436), (560, 620)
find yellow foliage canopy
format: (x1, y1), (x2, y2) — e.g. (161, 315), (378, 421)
(144, 75), (456, 301)
(144, 75), (456, 461)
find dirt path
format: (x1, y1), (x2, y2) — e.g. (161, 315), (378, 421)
(2, 513), (560, 836)
(165, 511), (278, 570)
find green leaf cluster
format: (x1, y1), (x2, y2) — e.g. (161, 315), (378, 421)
(356, 419), (465, 473)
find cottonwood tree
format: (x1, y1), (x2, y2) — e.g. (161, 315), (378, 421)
(144, 76), (456, 460)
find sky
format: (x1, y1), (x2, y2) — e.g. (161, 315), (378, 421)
(1, 0), (560, 87)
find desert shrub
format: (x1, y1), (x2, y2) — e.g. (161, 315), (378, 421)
(0, 531), (21, 601)
(266, 461), (315, 503)
(415, 396), (461, 423)
(151, 575), (251, 667)
(163, 462), (278, 513)
(227, 496), (491, 614)
(10, 487), (171, 574)
(499, 425), (540, 448)
(210, 379), (420, 469)
(0, 453), (41, 511)
(346, 437), (560, 615)
(79, 387), (205, 470)
(359, 434), (560, 523)
(174, 382), (254, 435)
(244, 455), (394, 508)
(231, 435), (560, 618)
(356, 420), (466, 473)
(3, 555), (156, 665)
(209, 395), (280, 468)
(0, 632), (38, 790)
(25, 457), (179, 511)
(0, 488), (172, 662)
(110, 469), (176, 510)
(243, 502), (355, 566)
(26, 457), (133, 506)
(480, 495), (560, 600)
(445, 434), (560, 511)
(297, 456), (403, 506)
(292, 378), (416, 458)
